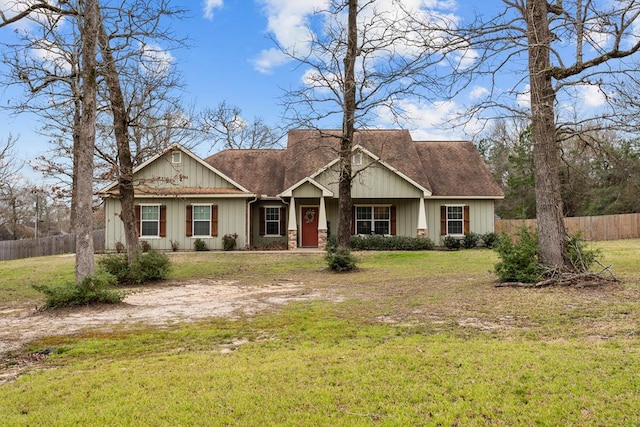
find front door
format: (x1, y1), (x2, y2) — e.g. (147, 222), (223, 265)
(301, 206), (319, 247)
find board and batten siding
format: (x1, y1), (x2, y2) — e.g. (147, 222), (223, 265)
(134, 150), (237, 189)
(315, 160), (424, 199)
(105, 197), (247, 251)
(292, 182), (323, 198)
(324, 198), (420, 238)
(425, 199), (496, 244)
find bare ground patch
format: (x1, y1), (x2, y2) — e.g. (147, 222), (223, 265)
(0, 278), (338, 367)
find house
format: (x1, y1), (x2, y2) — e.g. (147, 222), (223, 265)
(100, 129), (504, 251)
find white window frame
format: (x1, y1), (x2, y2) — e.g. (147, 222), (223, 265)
(192, 204), (212, 237)
(140, 204), (160, 237)
(171, 151), (182, 164)
(352, 152), (363, 166)
(355, 205), (391, 235)
(446, 205), (465, 236)
(264, 206), (281, 236)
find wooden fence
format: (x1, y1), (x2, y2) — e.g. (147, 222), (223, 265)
(0, 230), (105, 261)
(495, 213), (640, 241)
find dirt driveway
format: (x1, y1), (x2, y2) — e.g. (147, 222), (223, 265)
(0, 278), (333, 357)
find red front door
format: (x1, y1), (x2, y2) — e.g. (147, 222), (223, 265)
(301, 207), (319, 247)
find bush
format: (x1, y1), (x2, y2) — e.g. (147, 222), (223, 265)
(33, 272), (124, 309)
(140, 240), (151, 252)
(325, 249), (358, 272)
(170, 240), (180, 252)
(98, 253), (130, 283)
(494, 228), (542, 283)
(480, 232), (500, 249)
(443, 235), (461, 250)
(350, 235), (434, 251)
(462, 232), (480, 249)
(194, 238), (208, 251)
(222, 233), (238, 251)
(98, 250), (171, 286)
(566, 232), (600, 273)
(129, 250), (171, 284)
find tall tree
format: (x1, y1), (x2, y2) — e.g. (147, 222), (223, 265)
(95, 0), (185, 262)
(74, 0), (100, 280)
(1, 0), (186, 270)
(278, 0), (457, 252)
(456, 0), (640, 270)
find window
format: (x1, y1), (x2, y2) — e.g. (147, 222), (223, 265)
(140, 205), (160, 237)
(192, 205), (211, 236)
(353, 152), (363, 166)
(171, 151), (182, 163)
(186, 205), (217, 237)
(446, 206), (464, 235)
(265, 207), (280, 235)
(355, 206), (390, 235)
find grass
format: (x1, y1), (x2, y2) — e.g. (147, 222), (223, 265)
(1, 240), (640, 425)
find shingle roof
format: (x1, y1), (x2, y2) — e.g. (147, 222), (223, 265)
(205, 129), (504, 199)
(414, 140), (504, 197)
(204, 149), (286, 197)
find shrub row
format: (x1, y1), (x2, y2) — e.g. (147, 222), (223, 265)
(443, 232), (500, 250)
(350, 235), (435, 251)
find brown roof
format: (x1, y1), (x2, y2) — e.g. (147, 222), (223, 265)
(415, 141), (504, 197)
(205, 149), (286, 197)
(204, 129), (503, 199)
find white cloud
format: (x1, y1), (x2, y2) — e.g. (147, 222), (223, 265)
(252, 47), (290, 74)
(376, 98), (478, 140)
(254, 0), (460, 74)
(469, 86), (489, 100)
(203, 0), (224, 20)
(516, 84), (530, 108)
(140, 43), (175, 76)
(253, 0), (327, 73)
(31, 39), (72, 73)
(578, 84), (606, 108)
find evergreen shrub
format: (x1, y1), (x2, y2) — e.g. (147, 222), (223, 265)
(33, 272), (124, 309)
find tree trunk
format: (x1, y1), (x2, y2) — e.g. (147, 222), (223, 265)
(70, 94), (81, 232)
(525, 0), (569, 269)
(98, 21), (139, 263)
(336, 0), (358, 252)
(75, 0), (99, 281)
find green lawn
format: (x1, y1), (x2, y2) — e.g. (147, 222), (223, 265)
(1, 241), (639, 426)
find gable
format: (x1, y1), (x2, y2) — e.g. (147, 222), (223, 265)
(100, 145), (252, 197)
(314, 152), (425, 198)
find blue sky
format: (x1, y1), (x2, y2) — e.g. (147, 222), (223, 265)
(0, 0), (613, 181)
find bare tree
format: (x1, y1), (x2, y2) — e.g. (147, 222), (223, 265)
(95, 0), (186, 262)
(278, 0), (458, 252)
(451, 0), (640, 270)
(0, 135), (26, 240)
(74, 0), (100, 280)
(201, 101), (282, 151)
(2, 0), (187, 270)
